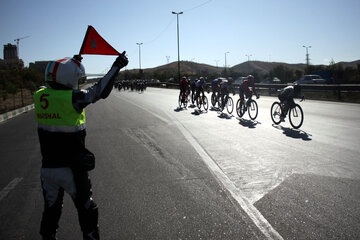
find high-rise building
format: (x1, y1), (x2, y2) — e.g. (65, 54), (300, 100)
(3, 43), (18, 60)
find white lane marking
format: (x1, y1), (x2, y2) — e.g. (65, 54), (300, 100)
(113, 94), (283, 239)
(114, 94), (170, 124)
(0, 178), (23, 201)
(165, 112), (284, 240)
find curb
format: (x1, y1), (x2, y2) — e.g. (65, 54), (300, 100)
(0, 104), (34, 123)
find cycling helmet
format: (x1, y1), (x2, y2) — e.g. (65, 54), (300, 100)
(247, 75), (254, 80)
(199, 77), (205, 82)
(45, 57), (85, 90)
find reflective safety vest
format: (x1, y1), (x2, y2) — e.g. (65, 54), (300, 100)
(34, 88), (86, 132)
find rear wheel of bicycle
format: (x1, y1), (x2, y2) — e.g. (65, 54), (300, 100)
(236, 99), (246, 117)
(196, 96), (202, 109)
(203, 96), (209, 111)
(289, 104), (304, 129)
(270, 102), (282, 124)
(226, 97), (234, 114)
(191, 92), (195, 105)
(218, 96), (224, 112)
(236, 99), (241, 117)
(211, 93), (216, 107)
(248, 100), (258, 120)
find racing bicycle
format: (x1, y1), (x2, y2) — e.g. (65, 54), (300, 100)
(211, 91), (221, 108)
(271, 97), (305, 129)
(196, 94), (209, 111)
(178, 90), (189, 108)
(236, 92), (259, 120)
(219, 93), (234, 114)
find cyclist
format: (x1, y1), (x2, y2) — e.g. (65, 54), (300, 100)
(219, 77), (234, 108)
(194, 77), (207, 103)
(278, 84), (300, 121)
(211, 78), (222, 97)
(179, 76), (190, 103)
(239, 75), (259, 109)
(190, 78), (196, 102)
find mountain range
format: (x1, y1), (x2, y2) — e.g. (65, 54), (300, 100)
(127, 59), (360, 76)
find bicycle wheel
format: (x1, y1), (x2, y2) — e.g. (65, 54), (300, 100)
(203, 96), (209, 111)
(237, 99), (246, 117)
(248, 100), (258, 120)
(236, 99), (242, 117)
(178, 94), (182, 108)
(184, 94), (188, 108)
(196, 96), (202, 109)
(289, 104), (304, 129)
(226, 97), (234, 114)
(270, 102), (282, 124)
(218, 96), (224, 112)
(211, 93), (216, 107)
(191, 92), (195, 105)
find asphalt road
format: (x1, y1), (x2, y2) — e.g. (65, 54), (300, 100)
(0, 87), (359, 239)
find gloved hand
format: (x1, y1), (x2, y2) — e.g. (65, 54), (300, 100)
(113, 51), (129, 68)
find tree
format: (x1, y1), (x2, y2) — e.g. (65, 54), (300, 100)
(269, 65), (295, 83)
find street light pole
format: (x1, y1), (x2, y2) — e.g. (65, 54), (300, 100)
(245, 54), (252, 74)
(172, 11), (183, 82)
(245, 54), (252, 62)
(303, 45), (311, 66)
(136, 42), (143, 71)
(225, 51), (229, 74)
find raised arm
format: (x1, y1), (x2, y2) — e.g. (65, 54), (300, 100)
(72, 53), (128, 112)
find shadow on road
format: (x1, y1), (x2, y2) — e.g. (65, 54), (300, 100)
(191, 109), (207, 115)
(174, 107), (187, 112)
(217, 112), (233, 119)
(209, 106), (220, 112)
(272, 124), (312, 141)
(237, 118), (261, 128)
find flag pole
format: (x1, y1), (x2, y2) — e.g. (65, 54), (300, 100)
(79, 25), (92, 56)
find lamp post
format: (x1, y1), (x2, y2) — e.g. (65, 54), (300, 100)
(245, 54), (252, 62)
(245, 54), (252, 74)
(224, 51), (229, 74)
(303, 45), (311, 66)
(136, 42), (143, 72)
(172, 11), (183, 82)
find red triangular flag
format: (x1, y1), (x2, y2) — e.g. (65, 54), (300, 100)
(79, 25), (120, 55)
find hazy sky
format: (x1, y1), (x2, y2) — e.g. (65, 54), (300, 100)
(1, 0), (359, 74)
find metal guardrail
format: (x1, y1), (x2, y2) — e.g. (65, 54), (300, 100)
(147, 82), (360, 102)
(148, 82), (360, 91)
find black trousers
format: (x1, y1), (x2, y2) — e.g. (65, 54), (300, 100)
(40, 168), (99, 238)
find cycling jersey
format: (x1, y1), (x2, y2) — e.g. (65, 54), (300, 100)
(180, 79), (189, 88)
(240, 79), (255, 91)
(279, 86), (294, 99)
(239, 79), (256, 100)
(211, 78), (221, 89)
(195, 80), (207, 88)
